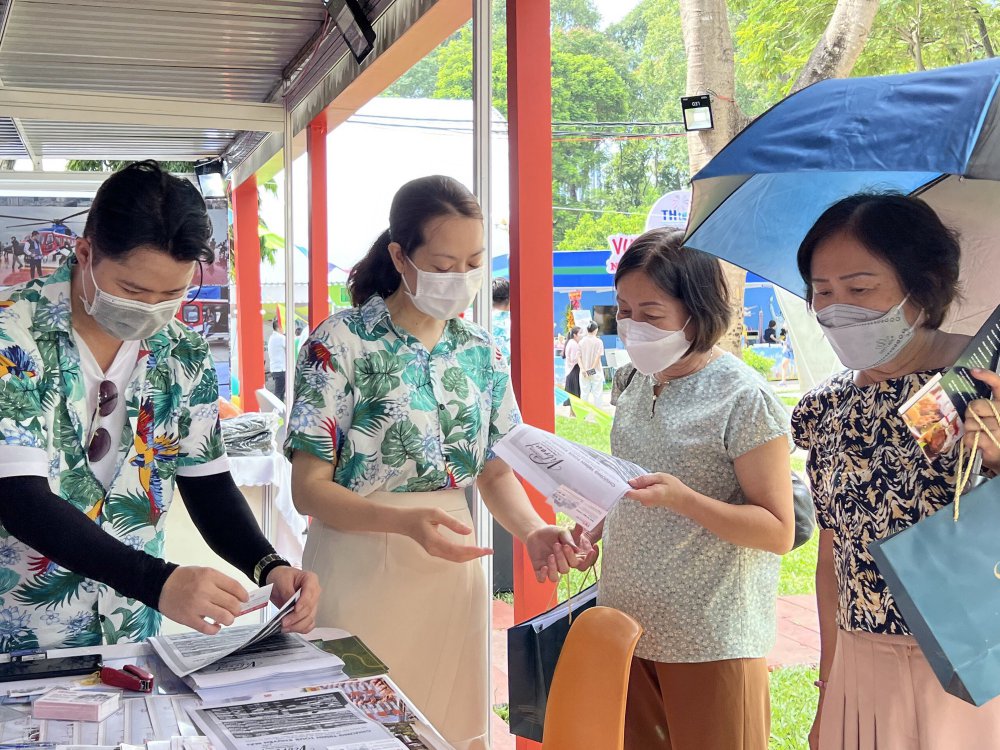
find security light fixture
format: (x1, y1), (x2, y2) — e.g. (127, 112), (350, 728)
(681, 95), (714, 132)
(325, 0), (376, 64)
(194, 159), (226, 198)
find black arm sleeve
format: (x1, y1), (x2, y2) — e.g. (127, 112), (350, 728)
(0, 476), (176, 609)
(175, 472), (276, 584)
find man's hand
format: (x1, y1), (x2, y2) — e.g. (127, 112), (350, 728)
(158, 566), (248, 635)
(267, 566), (321, 634)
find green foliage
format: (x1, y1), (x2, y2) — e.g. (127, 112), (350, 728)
(551, 0), (602, 32)
(381, 0), (991, 255)
(743, 347), (777, 379)
(66, 160), (195, 173)
(557, 210), (645, 251)
(733, 0), (1000, 107)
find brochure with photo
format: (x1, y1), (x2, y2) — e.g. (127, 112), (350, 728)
(900, 304), (1000, 461)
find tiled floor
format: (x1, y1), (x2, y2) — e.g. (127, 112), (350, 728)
(489, 593), (820, 749)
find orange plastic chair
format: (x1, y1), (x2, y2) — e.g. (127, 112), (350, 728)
(541, 606), (643, 750)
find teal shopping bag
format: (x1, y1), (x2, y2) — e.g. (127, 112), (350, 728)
(871, 476), (1000, 706)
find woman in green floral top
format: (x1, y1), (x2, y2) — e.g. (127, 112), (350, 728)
(286, 176), (589, 750)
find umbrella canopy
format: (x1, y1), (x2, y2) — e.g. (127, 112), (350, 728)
(684, 58), (1000, 334)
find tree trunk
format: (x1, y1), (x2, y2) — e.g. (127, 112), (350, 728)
(791, 0), (881, 92)
(970, 4), (996, 57)
(680, 0), (751, 356)
(679, 0), (880, 356)
(679, 0), (749, 176)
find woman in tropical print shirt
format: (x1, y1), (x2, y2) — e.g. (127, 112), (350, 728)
(0, 161), (318, 651)
(286, 175), (590, 750)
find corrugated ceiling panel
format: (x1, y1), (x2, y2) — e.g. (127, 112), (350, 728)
(0, 64), (278, 101)
(0, 117), (28, 159)
(23, 121), (236, 160)
(0, 0), (326, 101)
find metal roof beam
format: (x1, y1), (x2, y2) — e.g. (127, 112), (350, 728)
(0, 86), (284, 132)
(0, 170), (196, 195)
(10, 117), (39, 168)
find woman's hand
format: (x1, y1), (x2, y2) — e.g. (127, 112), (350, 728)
(526, 525), (584, 583)
(625, 473), (693, 513)
(965, 369), (1000, 473)
(400, 507), (493, 563)
(809, 700), (823, 750)
(570, 523), (600, 569)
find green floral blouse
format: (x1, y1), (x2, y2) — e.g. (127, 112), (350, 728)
(0, 260), (226, 651)
(285, 295), (521, 494)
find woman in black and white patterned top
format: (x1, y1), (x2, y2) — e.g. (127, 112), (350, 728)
(792, 193), (1000, 750)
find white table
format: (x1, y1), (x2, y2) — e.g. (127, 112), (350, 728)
(4, 629), (451, 750)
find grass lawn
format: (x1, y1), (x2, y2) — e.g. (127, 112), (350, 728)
(769, 666), (819, 749)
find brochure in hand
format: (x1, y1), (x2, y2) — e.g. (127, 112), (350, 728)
(899, 304), (1000, 461)
(493, 423), (647, 530)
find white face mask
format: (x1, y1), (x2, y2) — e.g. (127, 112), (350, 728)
(815, 295), (917, 370)
(618, 317), (692, 375)
(401, 257), (483, 320)
(81, 258), (184, 341)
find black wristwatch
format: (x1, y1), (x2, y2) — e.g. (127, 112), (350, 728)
(253, 553), (291, 587)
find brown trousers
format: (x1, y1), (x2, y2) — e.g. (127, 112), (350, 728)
(624, 656), (771, 750)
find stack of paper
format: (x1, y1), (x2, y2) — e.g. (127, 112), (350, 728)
(183, 632), (346, 702)
(33, 689), (122, 722)
(190, 677), (451, 750)
(149, 593), (345, 702)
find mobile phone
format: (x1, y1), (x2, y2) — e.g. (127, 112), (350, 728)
(0, 654), (101, 683)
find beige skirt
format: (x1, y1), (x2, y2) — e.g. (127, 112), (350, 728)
(820, 628), (1000, 750)
(302, 489), (489, 750)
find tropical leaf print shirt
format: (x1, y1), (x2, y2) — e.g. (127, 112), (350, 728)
(792, 370), (957, 635)
(285, 295), (521, 494)
(0, 261), (228, 651)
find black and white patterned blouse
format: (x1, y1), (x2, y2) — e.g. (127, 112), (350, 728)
(792, 369), (958, 635)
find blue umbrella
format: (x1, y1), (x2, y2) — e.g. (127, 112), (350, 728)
(683, 58), (1000, 334)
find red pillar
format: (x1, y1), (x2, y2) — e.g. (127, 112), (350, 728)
(233, 176), (265, 412)
(308, 118), (330, 329)
(508, 0), (556, 656)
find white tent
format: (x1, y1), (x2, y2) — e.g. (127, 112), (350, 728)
(260, 97), (511, 282)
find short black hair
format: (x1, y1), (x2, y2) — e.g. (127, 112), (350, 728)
(768, 320), (776, 328)
(492, 277), (510, 307)
(797, 193), (960, 329)
(272, 318), (281, 331)
(614, 228), (731, 353)
(85, 160), (214, 264)
(587, 322), (599, 333)
(30, 230), (39, 236)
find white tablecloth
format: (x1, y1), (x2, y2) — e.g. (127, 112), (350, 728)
(229, 453), (308, 565)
